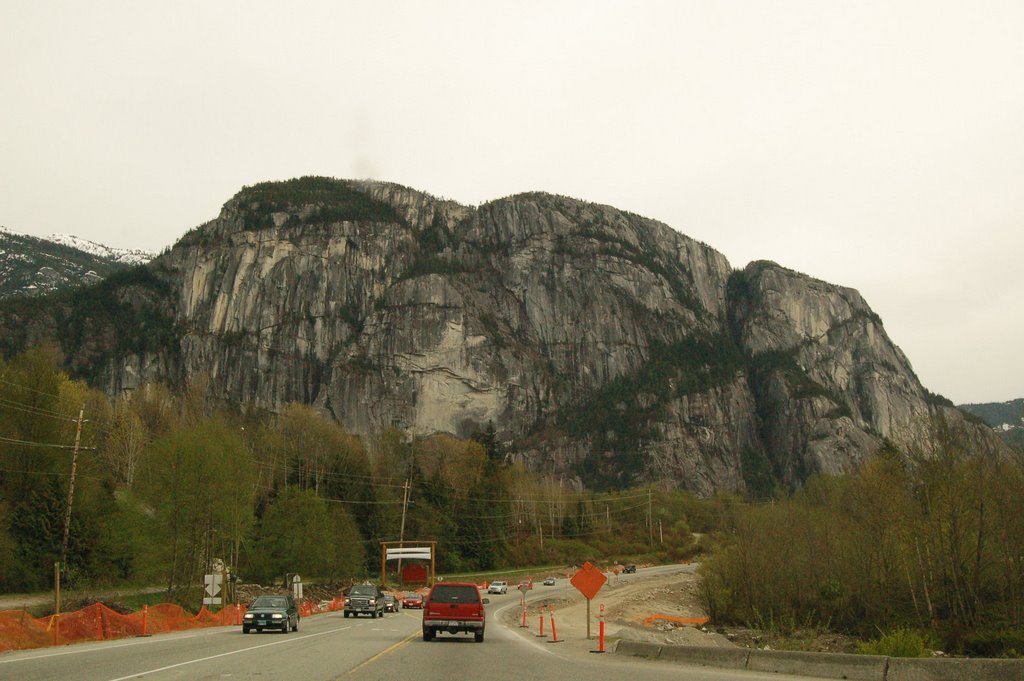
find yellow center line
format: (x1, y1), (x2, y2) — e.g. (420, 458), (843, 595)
(345, 630), (419, 676)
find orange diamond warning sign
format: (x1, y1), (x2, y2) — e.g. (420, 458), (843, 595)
(570, 561), (607, 600)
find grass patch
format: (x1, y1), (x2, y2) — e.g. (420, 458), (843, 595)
(857, 628), (930, 657)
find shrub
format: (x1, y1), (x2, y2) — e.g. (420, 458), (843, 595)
(857, 628), (928, 657)
(958, 629), (1024, 658)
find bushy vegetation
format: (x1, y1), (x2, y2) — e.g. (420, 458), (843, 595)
(857, 628), (930, 657)
(699, 447), (1024, 656)
(230, 176), (403, 229)
(53, 266), (178, 380)
(0, 348), (707, 609)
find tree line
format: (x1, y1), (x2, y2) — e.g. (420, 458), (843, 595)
(0, 346), (701, 608)
(699, 442), (1024, 656)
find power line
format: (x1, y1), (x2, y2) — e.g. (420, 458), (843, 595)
(0, 376), (83, 406)
(0, 396), (77, 421)
(0, 465), (103, 481)
(0, 435), (96, 451)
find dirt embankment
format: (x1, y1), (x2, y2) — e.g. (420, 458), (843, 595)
(511, 564), (858, 654)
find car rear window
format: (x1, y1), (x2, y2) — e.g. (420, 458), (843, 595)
(430, 585), (479, 603)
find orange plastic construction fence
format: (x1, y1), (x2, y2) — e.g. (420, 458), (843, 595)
(0, 602), (249, 653)
(0, 594), (411, 653)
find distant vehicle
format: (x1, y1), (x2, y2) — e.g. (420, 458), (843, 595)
(383, 595), (398, 613)
(623, 564), (637, 574)
(542, 577), (556, 586)
(344, 584), (385, 618)
(487, 580), (508, 594)
(422, 582), (488, 642)
(242, 595), (299, 633)
(402, 593), (423, 609)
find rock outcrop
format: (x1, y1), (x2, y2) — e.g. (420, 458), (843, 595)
(0, 177), (1005, 495)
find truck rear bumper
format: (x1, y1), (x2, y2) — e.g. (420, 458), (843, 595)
(424, 619), (485, 634)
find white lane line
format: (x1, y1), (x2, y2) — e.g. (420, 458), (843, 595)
(0, 633), (210, 664)
(492, 599), (558, 656)
(103, 626), (352, 681)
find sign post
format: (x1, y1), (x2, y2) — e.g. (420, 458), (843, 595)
(569, 561), (607, 639)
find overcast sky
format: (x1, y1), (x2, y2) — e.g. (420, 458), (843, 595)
(2, 1), (1021, 405)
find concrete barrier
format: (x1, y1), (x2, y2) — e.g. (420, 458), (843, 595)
(613, 640), (662, 659)
(746, 649), (887, 681)
(658, 644), (750, 670)
(613, 639), (1024, 681)
(886, 657), (1024, 681)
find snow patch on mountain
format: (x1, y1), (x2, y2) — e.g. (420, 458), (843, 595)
(46, 234), (155, 265)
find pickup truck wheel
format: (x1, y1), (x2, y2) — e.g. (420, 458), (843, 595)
(475, 631), (484, 642)
(242, 626), (250, 634)
(344, 611), (350, 618)
(423, 628), (434, 641)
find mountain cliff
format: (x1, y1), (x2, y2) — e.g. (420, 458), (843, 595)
(0, 177), (1004, 494)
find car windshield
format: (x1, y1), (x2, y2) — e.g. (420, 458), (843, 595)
(350, 586), (376, 596)
(252, 597), (286, 608)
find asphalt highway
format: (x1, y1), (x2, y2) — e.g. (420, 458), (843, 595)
(1, 578), (837, 681)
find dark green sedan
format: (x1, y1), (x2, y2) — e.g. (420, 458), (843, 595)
(242, 595), (299, 633)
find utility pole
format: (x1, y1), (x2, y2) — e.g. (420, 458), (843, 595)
(401, 477), (413, 540)
(647, 487), (653, 548)
(399, 479), (411, 542)
(397, 479), (410, 580)
(60, 406), (85, 577)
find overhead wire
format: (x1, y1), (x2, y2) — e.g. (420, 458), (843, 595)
(0, 435), (96, 450)
(0, 396), (77, 421)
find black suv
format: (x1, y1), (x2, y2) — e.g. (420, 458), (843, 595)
(243, 595), (299, 633)
(344, 584), (385, 618)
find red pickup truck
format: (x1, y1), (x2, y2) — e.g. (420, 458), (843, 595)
(422, 582), (489, 642)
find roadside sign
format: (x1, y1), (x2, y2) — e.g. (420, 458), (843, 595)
(570, 561), (607, 601)
(203, 573), (223, 608)
(204, 573), (222, 597)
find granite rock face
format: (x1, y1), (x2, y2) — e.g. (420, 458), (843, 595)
(5, 178), (1004, 494)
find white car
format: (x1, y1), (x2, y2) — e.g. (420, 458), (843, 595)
(487, 580), (508, 594)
